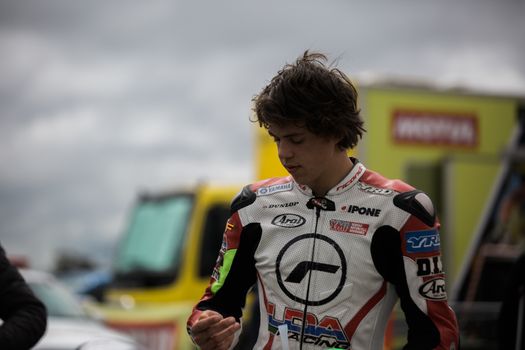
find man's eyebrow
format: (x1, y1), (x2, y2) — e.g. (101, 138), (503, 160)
(268, 131), (304, 139)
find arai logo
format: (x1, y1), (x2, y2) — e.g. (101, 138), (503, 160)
(271, 214), (306, 228)
(418, 277), (447, 300)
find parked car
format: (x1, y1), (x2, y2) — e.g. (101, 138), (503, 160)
(20, 269), (143, 350)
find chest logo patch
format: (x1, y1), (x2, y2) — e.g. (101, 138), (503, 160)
(329, 219), (369, 235)
(257, 182), (293, 196)
(271, 214), (306, 228)
(346, 205), (381, 217)
(275, 233), (347, 306)
(265, 202), (299, 209)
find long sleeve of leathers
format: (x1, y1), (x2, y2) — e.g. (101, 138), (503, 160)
(0, 243), (47, 350)
(187, 186), (261, 343)
(371, 191), (459, 350)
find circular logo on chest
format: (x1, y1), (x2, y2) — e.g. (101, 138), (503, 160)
(275, 233), (347, 306)
(271, 214), (306, 228)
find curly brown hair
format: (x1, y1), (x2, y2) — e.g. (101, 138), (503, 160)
(252, 50), (365, 150)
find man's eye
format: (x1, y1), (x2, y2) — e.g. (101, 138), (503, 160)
(290, 138), (303, 144)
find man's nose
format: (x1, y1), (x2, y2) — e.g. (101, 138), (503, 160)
(277, 141), (293, 159)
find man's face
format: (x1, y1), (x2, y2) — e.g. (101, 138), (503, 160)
(268, 123), (343, 191)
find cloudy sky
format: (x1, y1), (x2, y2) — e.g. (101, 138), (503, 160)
(1, 0), (524, 271)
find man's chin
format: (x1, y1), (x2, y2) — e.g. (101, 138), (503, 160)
(290, 175), (308, 187)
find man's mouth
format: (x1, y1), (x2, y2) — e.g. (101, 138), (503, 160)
(285, 165), (300, 172)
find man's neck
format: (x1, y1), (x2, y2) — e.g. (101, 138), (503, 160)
(311, 156), (354, 196)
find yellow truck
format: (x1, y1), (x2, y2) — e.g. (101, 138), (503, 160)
(451, 108), (525, 349)
(94, 183), (244, 349)
(345, 81), (523, 350)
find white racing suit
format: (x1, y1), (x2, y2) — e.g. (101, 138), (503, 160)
(188, 159), (459, 349)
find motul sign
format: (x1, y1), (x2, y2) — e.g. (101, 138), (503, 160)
(391, 110), (478, 148)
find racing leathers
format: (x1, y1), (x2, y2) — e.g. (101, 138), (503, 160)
(187, 159), (459, 349)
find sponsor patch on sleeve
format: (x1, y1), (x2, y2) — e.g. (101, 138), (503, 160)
(416, 255), (443, 276)
(418, 276), (447, 300)
(404, 229), (440, 253)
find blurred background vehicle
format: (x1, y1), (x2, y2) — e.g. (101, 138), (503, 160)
(58, 268), (112, 303)
(20, 268), (144, 350)
(91, 184), (258, 349)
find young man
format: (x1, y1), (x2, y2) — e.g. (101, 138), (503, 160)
(187, 51), (459, 349)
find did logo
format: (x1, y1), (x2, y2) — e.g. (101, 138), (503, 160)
(416, 256), (443, 276)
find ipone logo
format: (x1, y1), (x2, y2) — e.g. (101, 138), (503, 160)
(271, 214), (306, 228)
(276, 233), (347, 306)
(346, 205), (381, 217)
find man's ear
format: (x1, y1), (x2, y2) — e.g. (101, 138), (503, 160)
(336, 138), (347, 152)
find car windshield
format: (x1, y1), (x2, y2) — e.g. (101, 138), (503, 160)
(28, 280), (86, 318)
(112, 194), (194, 287)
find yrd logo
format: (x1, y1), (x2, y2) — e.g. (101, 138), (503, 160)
(405, 229), (440, 253)
(267, 303), (350, 349)
(358, 183), (393, 196)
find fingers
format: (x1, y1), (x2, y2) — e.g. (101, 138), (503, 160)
(191, 312), (241, 350)
(196, 317), (240, 350)
(191, 311), (222, 333)
(200, 324), (238, 350)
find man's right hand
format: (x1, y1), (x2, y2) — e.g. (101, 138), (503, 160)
(190, 310), (241, 350)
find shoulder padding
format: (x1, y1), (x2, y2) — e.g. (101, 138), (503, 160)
(230, 185), (256, 214)
(393, 190), (436, 227)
